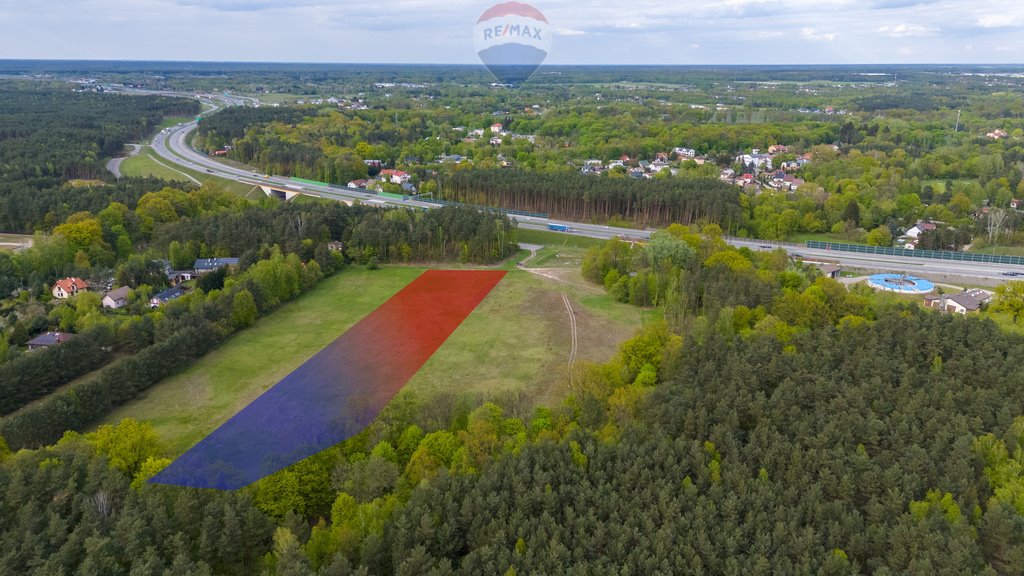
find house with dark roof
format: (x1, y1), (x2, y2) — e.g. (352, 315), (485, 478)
(27, 331), (75, 351)
(150, 286), (187, 308)
(51, 277), (89, 299)
(193, 258), (240, 275)
(817, 264), (842, 279)
(167, 271), (193, 286)
(924, 289), (993, 315)
(102, 286), (131, 309)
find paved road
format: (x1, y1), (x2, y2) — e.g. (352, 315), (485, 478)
(147, 93), (1023, 282)
(105, 143), (141, 179)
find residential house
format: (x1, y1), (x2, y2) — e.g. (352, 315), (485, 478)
(490, 123), (503, 134)
(736, 150), (773, 171)
(167, 271), (193, 286)
(102, 286), (131, 309)
(817, 264), (841, 279)
(379, 169), (411, 185)
(924, 289), (992, 314)
(769, 172), (805, 191)
(363, 159), (382, 169)
(768, 144), (789, 154)
(673, 147), (696, 158)
(1011, 198), (1022, 211)
(150, 286), (187, 308)
(52, 277), (89, 299)
(327, 241), (345, 252)
(194, 258), (240, 275)
(27, 331), (75, 351)
(347, 179), (368, 189)
(905, 221), (937, 239)
(987, 129), (1009, 139)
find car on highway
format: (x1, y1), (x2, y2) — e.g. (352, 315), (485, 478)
(206, 169), (214, 173)
(1002, 271), (1023, 277)
(758, 245), (772, 249)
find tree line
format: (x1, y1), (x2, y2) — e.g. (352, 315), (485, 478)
(440, 169), (743, 228)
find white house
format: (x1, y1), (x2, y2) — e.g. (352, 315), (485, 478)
(102, 286), (131, 309)
(924, 289), (992, 315)
(736, 150), (773, 171)
(380, 169), (411, 184)
(905, 221), (937, 239)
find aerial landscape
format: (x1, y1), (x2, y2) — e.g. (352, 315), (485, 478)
(6, 0), (1024, 574)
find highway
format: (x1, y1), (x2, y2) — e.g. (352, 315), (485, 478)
(147, 94), (1022, 282)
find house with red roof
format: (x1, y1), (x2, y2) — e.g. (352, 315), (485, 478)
(379, 169), (411, 184)
(51, 277), (89, 299)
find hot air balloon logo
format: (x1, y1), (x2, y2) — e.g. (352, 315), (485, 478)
(473, 2), (551, 85)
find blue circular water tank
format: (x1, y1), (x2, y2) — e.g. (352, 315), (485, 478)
(866, 273), (934, 294)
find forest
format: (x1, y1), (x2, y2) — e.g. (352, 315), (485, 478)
(440, 169), (742, 227)
(5, 304), (1024, 574)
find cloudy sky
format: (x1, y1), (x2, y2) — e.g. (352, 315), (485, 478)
(2, 0), (1024, 64)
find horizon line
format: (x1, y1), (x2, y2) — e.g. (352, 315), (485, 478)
(2, 58), (1024, 68)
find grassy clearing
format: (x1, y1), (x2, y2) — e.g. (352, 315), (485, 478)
(102, 267), (423, 454)
(516, 228), (608, 249)
(968, 245), (1024, 257)
(120, 148), (259, 196)
(790, 233), (869, 246)
(981, 310), (1024, 335)
(104, 264), (645, 455)
(120, 150), (196, 182)
(406, 269), (644, 405)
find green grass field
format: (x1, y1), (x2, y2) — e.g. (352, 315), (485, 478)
(790, 233), (868, 246)
(103, 265), (645, 454)
(968, 245), (1024, 257)
(120, 148), (259, 196)
(102, 267), (422, 454)
(516, 228), (608, 249)
(120, 149), (198, 182)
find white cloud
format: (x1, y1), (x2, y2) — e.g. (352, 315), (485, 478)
(801, 28), (836, 41)
(877, 24), (937, 37)
(977, 14), (1019, 28)
(2, 0), (1024, 64)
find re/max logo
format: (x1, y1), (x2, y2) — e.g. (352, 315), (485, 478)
(483, 24), (543, 41)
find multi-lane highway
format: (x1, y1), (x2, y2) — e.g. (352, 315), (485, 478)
(148, 94), (1022, 282)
